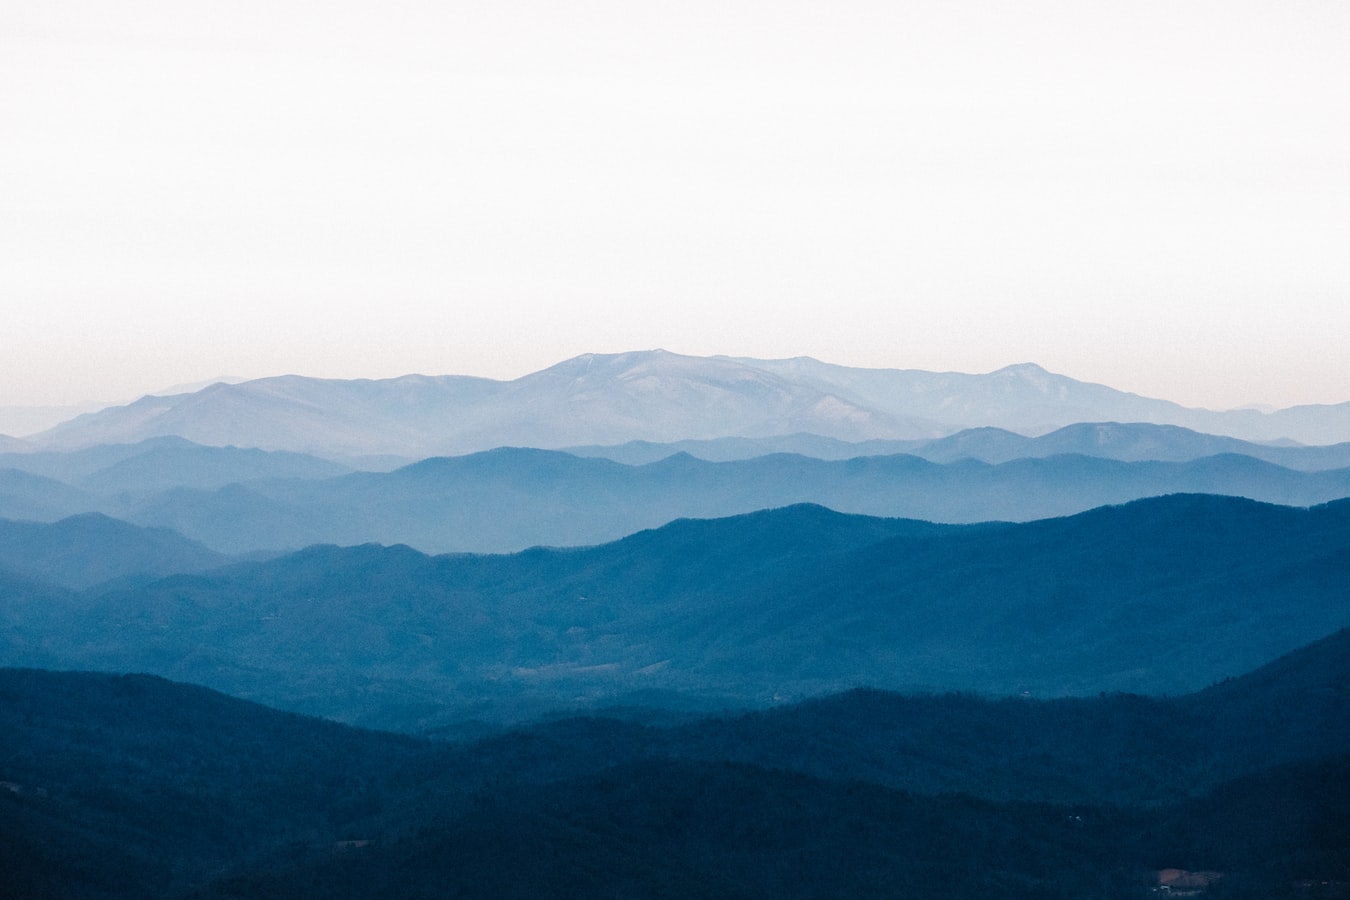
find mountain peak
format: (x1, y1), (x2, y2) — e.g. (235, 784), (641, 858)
(992, 362), (1053, 377)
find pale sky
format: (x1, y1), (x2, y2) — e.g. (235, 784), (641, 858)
(3, 1), (1348, 412)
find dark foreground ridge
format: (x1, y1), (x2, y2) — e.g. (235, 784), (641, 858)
(2, 631), (1349, 899)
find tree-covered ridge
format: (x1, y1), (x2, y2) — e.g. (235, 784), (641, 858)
(4, 495), (1348, 728)
(2, 643), (1349, 899)
(0, 669), (424, 897)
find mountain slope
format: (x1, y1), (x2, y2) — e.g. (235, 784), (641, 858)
(723, 357), (1181, 432)
(5, 496), (1348, 727)
(0, 668), (425, 898)
(0, 468), (104, 522)
(0, 513), (230, 589)
(730, 356), (1350, 445)
(74, 438), (353, 493)
(415, 627), (1350, 811)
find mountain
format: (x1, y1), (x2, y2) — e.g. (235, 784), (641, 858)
(0, 433), (33, 453)
(728, 356), (1350, 445)
(4, 644), (1349, 899)
(220, 752), (1350, 900)
(25, 351), (1350, 456)
(0, 401), (108, 438)
(723, 357), (1181, 432)
(918, 421), (1350, 469)
(0, 468), (103, 522)
(109, 447), (1350, 555)
(5, 496), (1348, 729)
(0, 513), (231, 589)
(1, 437), (194, 481)
(413, 624), (1350, 808)
(569, 422), (1350, 470)
(73, 439), (353, 494)
(0, 668), (426, 899)
(29, 352), (922, 457)
(0, 436), (355, 494)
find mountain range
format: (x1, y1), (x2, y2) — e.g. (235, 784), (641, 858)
(3, 349), (1349, 897)
(113, 450), (1350, 555)
(569, 421), (1350, 470)
(16, 350), (1350, 456)
(3, 619), (1349, 898)
(4, 495), (1347, 730)
(4, 438), (1350, 555)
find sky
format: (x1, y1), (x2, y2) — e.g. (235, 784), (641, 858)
(3, 1), (1348, 413)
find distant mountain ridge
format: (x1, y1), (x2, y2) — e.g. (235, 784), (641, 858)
(568, 421), (1350, 470)
(726, 355), (1350, 444)
(103, 449), (1350, 554)
(24, 350), (1350, 456)
(4, 443), (1349, 555)
(6, 424), (1350, 556)
(0, 434), (355, 493)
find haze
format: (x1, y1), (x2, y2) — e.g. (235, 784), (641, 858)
(3, 1), (1348, 411)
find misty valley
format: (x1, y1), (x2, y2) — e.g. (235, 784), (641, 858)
(2, 352), (1349, 898)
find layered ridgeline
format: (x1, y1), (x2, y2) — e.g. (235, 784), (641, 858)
(17, 350), (1350, 455)
(3, 495), (1348, 729)
(568, 420), (1350, 470)
(7, 422), (1350, 487)
(4, 438), (1350, 554)
(2, 625), (1348, 898)
(0, 434), (358, 493)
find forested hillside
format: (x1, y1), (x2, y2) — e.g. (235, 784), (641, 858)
(3, 495), (1347, 729)
(3, 639), (1348, 899)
